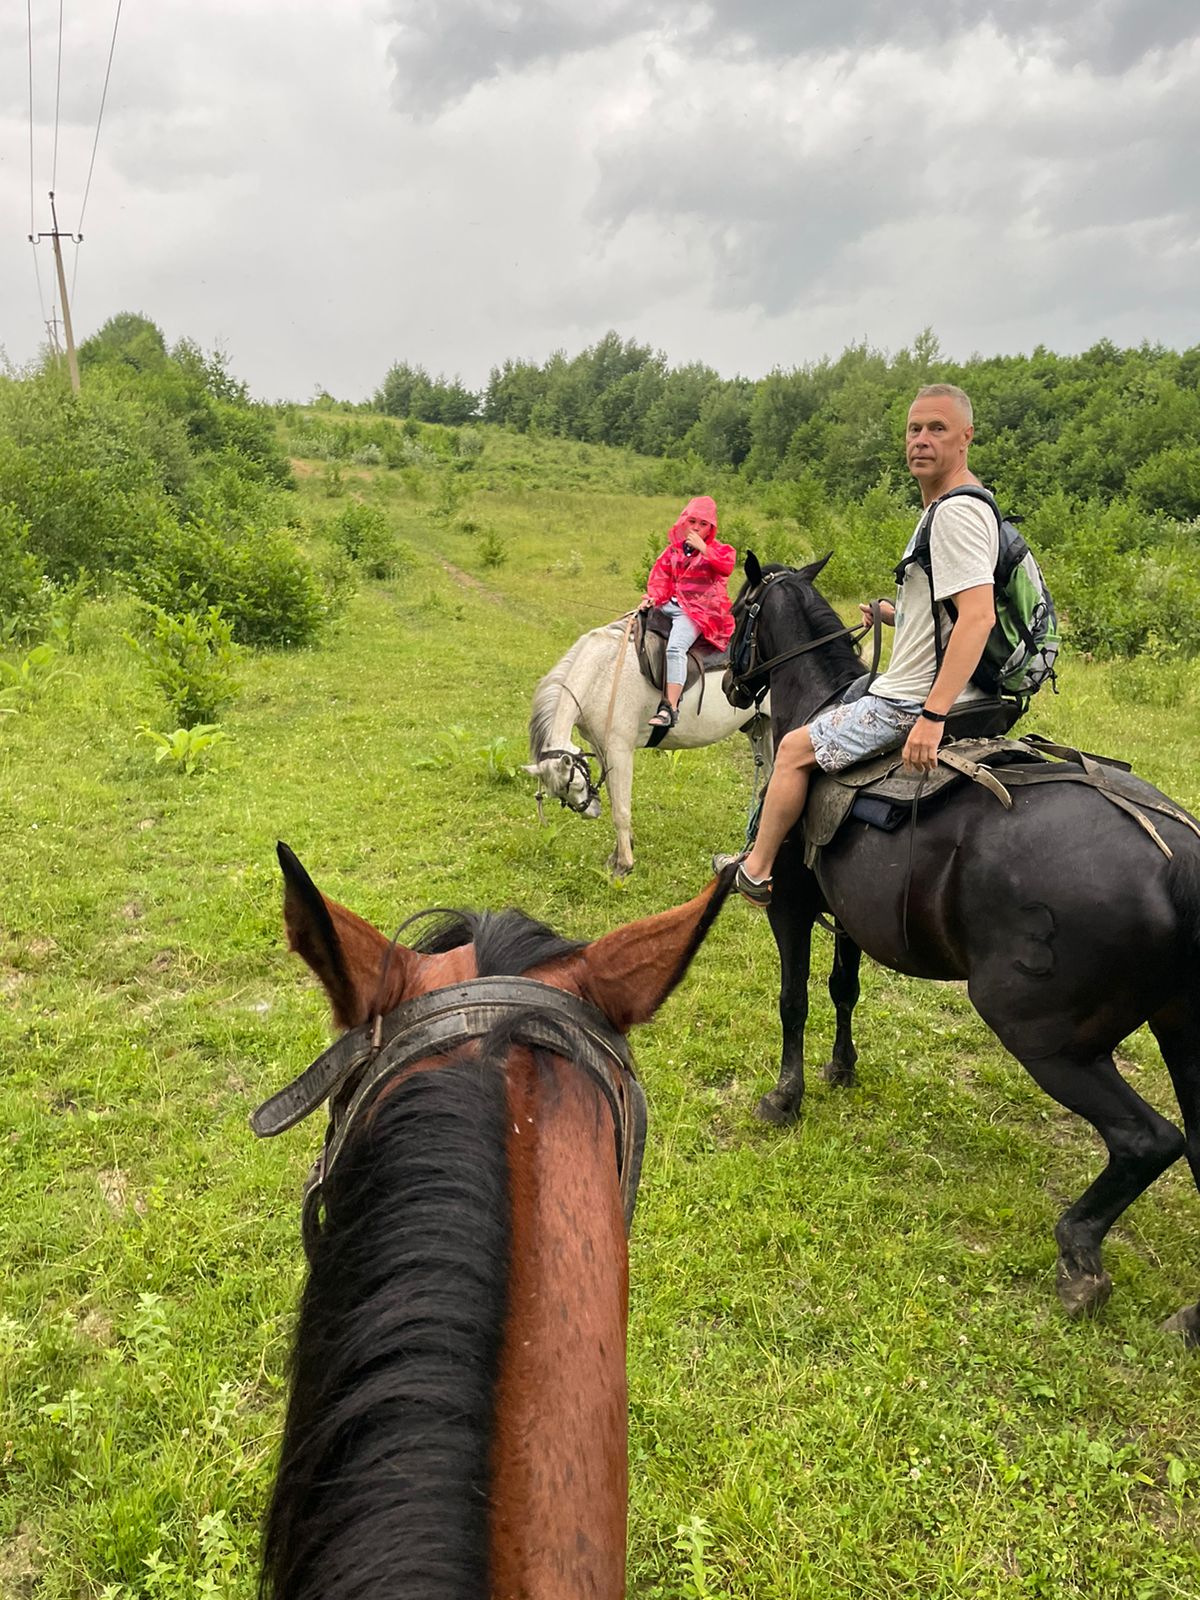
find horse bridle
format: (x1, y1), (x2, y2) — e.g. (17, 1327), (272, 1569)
(725, 571), (883, 708)
(533, 746), (606, 817)
(250, 976), (648, 1258)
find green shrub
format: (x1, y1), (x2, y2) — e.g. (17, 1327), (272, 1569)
(129, 605), (239, 726)
(478, 528), (508, 568)
(0, 504), (50, 643)
(136, 722), (231, 775)
(128, 518), (330, 649)
(329, 502), (399, 578)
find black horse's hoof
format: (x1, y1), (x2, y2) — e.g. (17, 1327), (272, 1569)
(1161, 1303), (1200, 1346)
(1056, 1263), (1113, 1320)
(755, 1089), (801, 1127)
(822, 1059), (857, 1088)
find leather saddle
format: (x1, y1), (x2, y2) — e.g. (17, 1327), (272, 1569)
(635, 608), (728, 701)
(798, 727), (1194, 871)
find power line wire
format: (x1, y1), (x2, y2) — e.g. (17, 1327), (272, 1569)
(76, 0), (124, 235)
(52, 0), (64, 189)
(30, 241), (49, 329)
(27, 0), (36, 236)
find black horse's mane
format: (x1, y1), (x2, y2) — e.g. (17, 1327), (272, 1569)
(736, 561), (866, 718)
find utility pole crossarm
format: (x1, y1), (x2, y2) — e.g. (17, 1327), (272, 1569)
(29, 191), (83, 394)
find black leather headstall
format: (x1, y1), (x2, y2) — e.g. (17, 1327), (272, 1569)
(251, 976), (648, 1255)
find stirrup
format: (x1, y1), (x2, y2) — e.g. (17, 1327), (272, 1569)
(648, 700), (677, 728)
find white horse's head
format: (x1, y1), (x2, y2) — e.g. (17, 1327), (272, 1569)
(523, 749), (603, 820)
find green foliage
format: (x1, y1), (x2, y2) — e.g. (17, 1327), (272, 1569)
(477, 528), (509, 568)
(128, 606), (240, 727)
(328, 501), (399, 578)
(136, 722), (230, 774)
(374, 360), (479, 424)
(0, 641), (69, 705)
(130, 517), (332, 649)
(0, 502), (49, 642)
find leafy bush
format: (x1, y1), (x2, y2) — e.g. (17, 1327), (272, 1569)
(128, 518), (332, 649)
(0, 642), (70, 705)
(0, 504), (50, 643)
(329, 502), (399, 578)
(136, 723), (230, 775)
(129, 606), (239, 726)
(477, 529), (509, 568)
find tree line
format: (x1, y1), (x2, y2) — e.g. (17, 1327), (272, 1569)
(374, 329), (1200, 520)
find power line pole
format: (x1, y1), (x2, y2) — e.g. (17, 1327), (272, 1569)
(30, 191), (82, 394)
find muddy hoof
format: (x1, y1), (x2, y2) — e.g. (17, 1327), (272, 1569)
(1056, 1263), (1113, 1320)
(755, 1089), (801, 1127)
(822, 1059), (857, 1088)
(607, 856), (633, 879)
(1161, 1303), (1200, 1346)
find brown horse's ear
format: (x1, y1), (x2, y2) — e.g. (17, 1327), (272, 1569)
(571, 866), (737, 1032)
(276, 842), (417, 1030)
(796, 551), (833, 584)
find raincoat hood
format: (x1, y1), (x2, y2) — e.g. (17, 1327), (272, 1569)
(669, 495), (719, 546)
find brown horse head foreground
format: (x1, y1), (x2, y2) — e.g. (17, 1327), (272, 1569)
(258, 843), (735, 1600)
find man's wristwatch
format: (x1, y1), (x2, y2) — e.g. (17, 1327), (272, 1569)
(921, 707), (947, 723)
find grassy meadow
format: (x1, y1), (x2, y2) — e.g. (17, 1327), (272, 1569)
(2, 421), (1200, 1597)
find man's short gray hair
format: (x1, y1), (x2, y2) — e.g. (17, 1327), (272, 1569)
(913, 383), (974, 426)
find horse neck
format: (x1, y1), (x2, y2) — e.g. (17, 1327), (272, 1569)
(261, 1059), (512, 1600)
(545, 625), (627, 753)
(490, 1049), (629, 1599)
(261, 1049), (628, 1600)
(770, 588), (862, 720)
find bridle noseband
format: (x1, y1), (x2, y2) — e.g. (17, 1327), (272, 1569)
(534, 746), (606, 817)
(251, 976), (647, 1258)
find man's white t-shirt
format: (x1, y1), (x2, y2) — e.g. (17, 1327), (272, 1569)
(872, 495), (999, 706)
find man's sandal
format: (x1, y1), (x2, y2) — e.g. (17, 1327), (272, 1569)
(735, 862), (773, 907)
(648, 701), (677, 728)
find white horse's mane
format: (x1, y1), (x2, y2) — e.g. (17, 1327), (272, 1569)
(528, 621), (625, 759)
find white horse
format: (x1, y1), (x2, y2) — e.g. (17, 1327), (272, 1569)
(525, 617), (772, 876)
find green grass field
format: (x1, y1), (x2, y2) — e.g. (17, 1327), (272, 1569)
(2, 428), (1199, 1597)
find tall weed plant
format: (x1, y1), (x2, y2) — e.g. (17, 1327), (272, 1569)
(129, 605), (240, 727)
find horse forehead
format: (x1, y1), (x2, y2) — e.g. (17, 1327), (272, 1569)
(411, 946), (479, 991)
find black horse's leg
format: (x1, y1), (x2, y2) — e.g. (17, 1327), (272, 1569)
(757, 841), (816, 1126)
(1012, 1048), (1185, 1318)
(823, 931), (861, 1088)
(1151, 1000), (1200, 1344)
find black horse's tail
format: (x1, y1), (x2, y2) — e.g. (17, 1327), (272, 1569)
(1168, 847), (1200, 967)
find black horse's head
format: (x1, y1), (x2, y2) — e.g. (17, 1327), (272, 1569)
(726, 550), (863, 725)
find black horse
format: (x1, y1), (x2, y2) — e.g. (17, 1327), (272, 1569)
(731, 552), (1200, 1340)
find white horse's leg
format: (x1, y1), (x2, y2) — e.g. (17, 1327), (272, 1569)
(604, 739), (636, 877)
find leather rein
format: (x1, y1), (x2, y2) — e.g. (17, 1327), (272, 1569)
(250, 976), (648, 1258)
(726, 572), (886, 709)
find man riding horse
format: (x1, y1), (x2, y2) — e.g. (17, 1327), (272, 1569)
(734, 384), (997, 906)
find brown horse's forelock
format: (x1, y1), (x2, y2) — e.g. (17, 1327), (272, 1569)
(260, 1055), (511, 1600)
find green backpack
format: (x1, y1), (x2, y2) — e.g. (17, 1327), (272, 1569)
(897, 486), (1060, 702)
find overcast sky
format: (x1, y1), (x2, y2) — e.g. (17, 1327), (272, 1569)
(3, 2), (1198, 401)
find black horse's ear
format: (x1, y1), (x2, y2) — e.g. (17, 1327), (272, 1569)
(796, 551), (833, 585)
(745, 550), (763, 586)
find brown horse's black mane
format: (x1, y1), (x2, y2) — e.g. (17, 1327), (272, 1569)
(411, 907), (586, 975)
(261, 1058), (510, 1599)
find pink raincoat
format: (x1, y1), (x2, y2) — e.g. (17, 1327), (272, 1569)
(645, 495), (736, 649)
